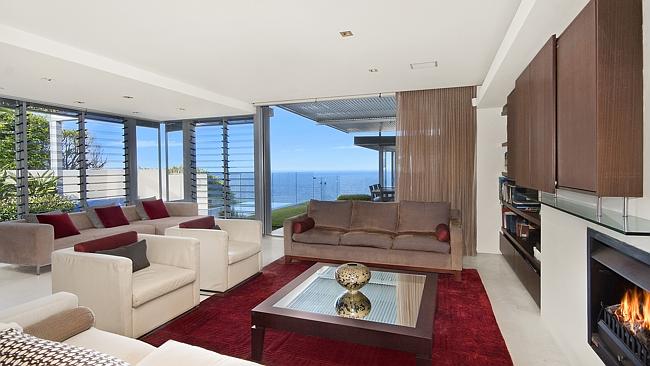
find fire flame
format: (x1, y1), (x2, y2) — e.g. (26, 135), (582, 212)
(614, 288), (650, 334)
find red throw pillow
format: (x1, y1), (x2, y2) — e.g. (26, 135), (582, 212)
(74, 231), (139, 253)
(293, 217), (315, 233)
(179, 216), (215, 229)
(37, 213), (80, 239)
(142, 199), (170, 220)
(435, 223), (450, 242)
(94, 206), (129, 228)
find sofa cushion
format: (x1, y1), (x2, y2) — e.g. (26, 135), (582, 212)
(86, 205), (110, 228)
(179, 216), (215, 229)
(147, 216), (207, 235)
(97, 239), (151, 272)
(0, 328), (129, 366)
(228, 241), (261, 265)
(67, 212), (95, 231)
(37, 213), (80, 239)
(142, 199), (170, 220)
(392, 234), (450, 253)
(340, 231), (393, 249)
(23, 307), (94, 342)
(397, 201), (450, 234)
(135, 197), (156, 220)
(94, 206), (130, 228)
(308, 199), (352, 231)
(132, 263), (196, 307)
(65, 327), (155, 366)
(350, 201), (398, 233)
(74, 231), (139, 253)
(435, 223), (450, 242)
(292, 228), (341, 246)
(293, 217), (315, 233)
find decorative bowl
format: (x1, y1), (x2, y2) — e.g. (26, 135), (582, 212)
(335, 290), (372, 319)
(335, 263), (371, 292)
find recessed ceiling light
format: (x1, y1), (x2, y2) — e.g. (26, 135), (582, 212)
(132, 111), (139, 114)
(0, 86), (4, 90)
(339, 30), (354, 38)
(122, 95), (134, 99)
(41, 77), (54, 82)
(74, 101), (85, 104)
(178, 107), (186, 111)
(410, 61), (438, 70)
(368, 68), (379, 73)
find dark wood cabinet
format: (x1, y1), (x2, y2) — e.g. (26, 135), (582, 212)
(514, 67), (531, 188)
(528, 36), (556, 193)
(506, 36), (556, 193)
(556, 0), (642, 197)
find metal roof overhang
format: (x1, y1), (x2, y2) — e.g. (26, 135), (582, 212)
(277, 96), (396, 133)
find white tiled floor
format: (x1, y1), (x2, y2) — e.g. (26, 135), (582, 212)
(0, 236), (570, 365)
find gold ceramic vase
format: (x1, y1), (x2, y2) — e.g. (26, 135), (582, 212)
(334, 263), (371, 292)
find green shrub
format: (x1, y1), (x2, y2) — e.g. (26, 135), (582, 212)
(336, 194), (371, 201)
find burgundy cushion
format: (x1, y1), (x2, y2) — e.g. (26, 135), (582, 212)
(435, 223), (450, 242)
(94, 206), (129, 228)
(74, 231), (139, 253)
(142, 199), (170, 220)
(293, 217), (315, 234)
(37, 213), (80, 239)
(179, 216), (215, 229)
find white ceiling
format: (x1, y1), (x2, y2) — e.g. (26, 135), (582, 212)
(0, 0), (520, 120)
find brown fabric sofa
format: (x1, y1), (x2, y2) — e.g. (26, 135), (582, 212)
(0, 202), (202, 274)
(284, 200), (463, 277)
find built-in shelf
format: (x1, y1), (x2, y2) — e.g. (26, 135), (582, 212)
(540, 192), (650, 236)
(502, 229), (541, 273)
(502, 202), (541, 226)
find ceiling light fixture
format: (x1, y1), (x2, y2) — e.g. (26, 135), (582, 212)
(41, 77), (54, 82)
(368, 68), (379, 73)
(132, 111), (139, 114)
(339, 30), (354, 38)
(122, 95), (134, 99)
(410, 61), (438, 70)
(74, 101), (85, 104)
(178, 107), (186, 111)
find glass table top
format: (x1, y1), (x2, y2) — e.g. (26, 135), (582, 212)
(273, 265), (426, 327)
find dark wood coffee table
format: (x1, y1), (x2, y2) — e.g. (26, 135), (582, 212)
(251, 263), (437, 365)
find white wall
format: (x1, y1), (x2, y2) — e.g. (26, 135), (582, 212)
(476, 107), (507, 254)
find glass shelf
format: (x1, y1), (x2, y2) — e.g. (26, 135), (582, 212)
(540, 193), (650, 236)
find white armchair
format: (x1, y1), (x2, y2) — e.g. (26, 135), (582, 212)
(51, 234), (200, 338)
(165, 219), (262, 293)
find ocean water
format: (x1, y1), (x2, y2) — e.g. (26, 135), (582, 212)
(271, 170), (379, 208)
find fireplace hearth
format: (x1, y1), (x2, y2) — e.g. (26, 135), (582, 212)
(588, 229), (650, 366)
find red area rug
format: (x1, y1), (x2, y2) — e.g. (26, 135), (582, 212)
(142, 259), (512, 366)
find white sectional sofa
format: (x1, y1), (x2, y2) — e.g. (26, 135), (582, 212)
(0, 201), (203, 274)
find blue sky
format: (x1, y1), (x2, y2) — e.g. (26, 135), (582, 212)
(270, 107), (378, 172)
(134, 107), (380, 172)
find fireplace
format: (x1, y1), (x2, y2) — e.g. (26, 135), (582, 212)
(588, 229), (650, 366)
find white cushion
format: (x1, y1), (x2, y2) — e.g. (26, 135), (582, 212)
(228, 241), (261, 265)
(136, 340), (259, 366)
(65, 327), (155, 365)
(132, 264), (196, 307)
